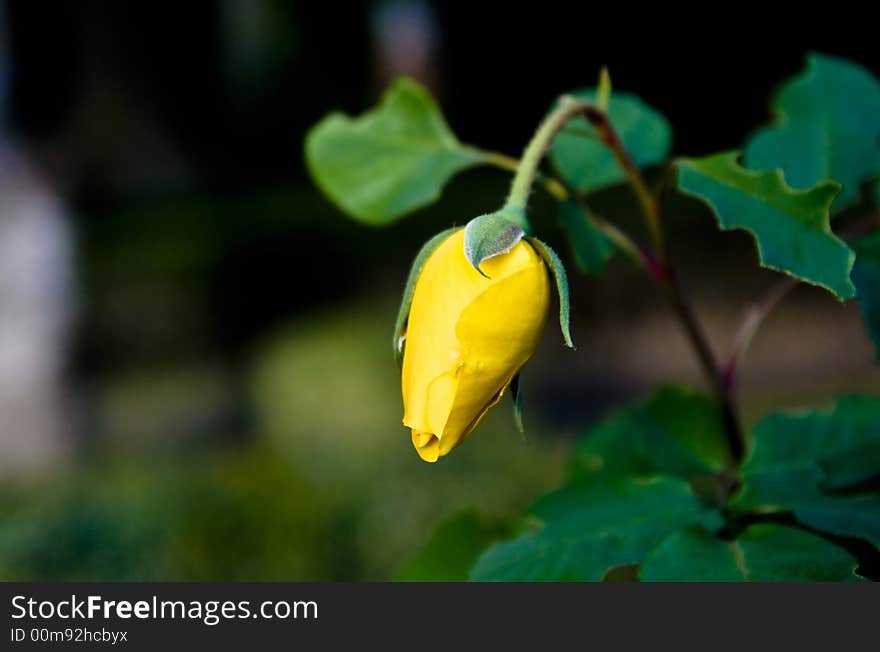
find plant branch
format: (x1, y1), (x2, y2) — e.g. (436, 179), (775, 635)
(578, 105), (665, 260)
(576, 104), (745, 465)
(662, 271), (745, 465)
(723, 276), (799, 391)
(722, 207), (880, 390)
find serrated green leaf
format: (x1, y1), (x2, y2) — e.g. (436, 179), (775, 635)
(549, 89), (671, 194)
(469, 477), (721, 581)
(396, 510), (512, 581)
(641, 525), (859, 582)
(393, 227), (460, 367)
(305, 77), (485, 225)
(527, 238), (573, 348)
(677, 151), (853, 299)
(571, 386), (729, 482)
(558, 198), (615, 276)
(463, 213), (526, 277)
(735, 396), (880, 545)
(852, 231), (880, 361)
(745, 53), (880, 211)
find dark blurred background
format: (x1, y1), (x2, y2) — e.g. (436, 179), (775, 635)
(0, 1), (877, 580)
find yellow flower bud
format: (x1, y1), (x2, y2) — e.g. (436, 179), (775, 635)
(401, 229), (551, 462)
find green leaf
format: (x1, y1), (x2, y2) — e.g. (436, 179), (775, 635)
(745, 53), (880, 211)
(469, 477), (721, 581)
(549, 89), (671, 194)
(737, 468), (880, 546)
(571, 386), (729, 482)
(527, 238), (574, 348)
(735, 396), (880, 545)
(393, 228), (460, 367)
(852, 231), (880, 361)
(396, 510), (512, 581)
(677, 151), (853, 299)
(641, 525), (859, 581)
(463, 213), (526, 277)
(305, 77), (485, 225)
(558, 198), (615, 276)
(744, 396), (880, 489)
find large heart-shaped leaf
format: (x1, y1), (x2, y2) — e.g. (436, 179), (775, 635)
(305, 77), (485, 225)
(571, 385), (729, 482)
(852, 231), (880, 361)
(745, 53), (880, 210)
(735, 396), (880, 546)
(469, 477), (721, 581)
(677, 151), (853, 299)
(549, 89), (671, 194)
(641, 525), (859, 581)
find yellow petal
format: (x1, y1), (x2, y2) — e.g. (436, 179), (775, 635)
(402, 229), (550, 461)
(411, 430), (440, 463)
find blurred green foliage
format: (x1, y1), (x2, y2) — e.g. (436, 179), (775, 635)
(0, 450), (358, 581)
(0, 302), (567, 581)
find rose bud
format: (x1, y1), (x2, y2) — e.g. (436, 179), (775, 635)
(395, 212), (571, 462)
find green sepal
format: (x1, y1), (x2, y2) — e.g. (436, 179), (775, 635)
(463, 213), (526, 277)
(528, 238), (574, 349)
(510, 373), (524, 436)
(393, 227), (461, 368)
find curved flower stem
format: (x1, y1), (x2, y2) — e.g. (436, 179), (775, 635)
(504, 96), (594, 214)
(481, 147), (647, 268)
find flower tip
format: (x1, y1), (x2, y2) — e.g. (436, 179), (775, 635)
(412, 430), (441, 463)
